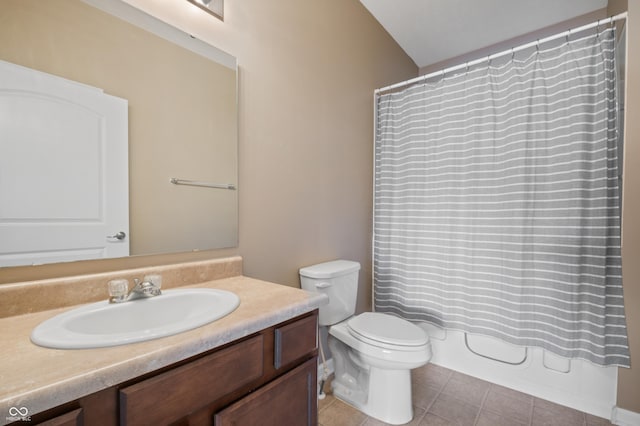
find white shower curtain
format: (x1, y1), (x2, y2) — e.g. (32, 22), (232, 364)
(373, 28), (630, 367)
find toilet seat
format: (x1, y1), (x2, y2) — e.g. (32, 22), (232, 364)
(347, 312), (429, 350)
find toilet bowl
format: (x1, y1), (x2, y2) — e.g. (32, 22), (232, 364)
(299, 260), (431, 425)
(334, 312), (432, 368)
(329, 312), (431, 425)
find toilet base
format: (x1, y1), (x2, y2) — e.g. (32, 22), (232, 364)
(327, 316), (431, 425)
(332, 366), (413, 425)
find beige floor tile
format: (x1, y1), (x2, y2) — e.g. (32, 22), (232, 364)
(418, 413), (456, 426)
(532, 398), (586, 426)
(475, 409), (528, 426)
(412, 381), (441, 410)
(319, 393), (337, 412)
(586, 413), (614, 426)
(413, 363), (453, 390)
(482, 385), (533, 424)
(439, 371), (490, 407)
(428, 392), (481, 426)
(488, 383), (534, 405)
(318, 398), (368, 426)
(362, 406), (426, 426)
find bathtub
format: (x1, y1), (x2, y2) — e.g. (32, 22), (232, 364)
(416, 322), (618, 420)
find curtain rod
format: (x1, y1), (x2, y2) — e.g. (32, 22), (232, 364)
(375, 11), (628, 95)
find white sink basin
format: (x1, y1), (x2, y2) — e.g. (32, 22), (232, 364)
(31, 288), (240, 349)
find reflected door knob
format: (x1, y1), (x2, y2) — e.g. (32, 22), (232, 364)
(107, 231), (126, 241)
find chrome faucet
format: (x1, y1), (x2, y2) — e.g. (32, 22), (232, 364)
(108, 277), (162, 303)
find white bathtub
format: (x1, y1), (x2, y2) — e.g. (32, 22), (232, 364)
(416, 322), (618, 420)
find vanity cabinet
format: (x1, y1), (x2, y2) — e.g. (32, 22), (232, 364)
(120, 335), (264, 425)
(24, 311), (318, 426)
(214, 358), (316, 426)
(35, 409), (82, 426)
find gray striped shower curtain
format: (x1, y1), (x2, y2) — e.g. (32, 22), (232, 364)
(373, 28), (630, 367)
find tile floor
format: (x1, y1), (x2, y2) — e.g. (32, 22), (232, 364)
(318, 363), (613, 426)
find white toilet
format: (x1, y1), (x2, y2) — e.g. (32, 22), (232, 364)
(299, 260), (431, 425)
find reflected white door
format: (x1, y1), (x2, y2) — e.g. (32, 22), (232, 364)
(0, 60), (128, 267)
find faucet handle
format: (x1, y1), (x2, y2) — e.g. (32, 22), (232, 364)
(108, 279), (129, 300)
(143, 274), (162, 289)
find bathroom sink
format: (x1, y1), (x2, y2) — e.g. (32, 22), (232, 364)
(30, 288), (240, 349)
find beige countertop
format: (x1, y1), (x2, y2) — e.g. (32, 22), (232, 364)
(0, 275), (327, 423)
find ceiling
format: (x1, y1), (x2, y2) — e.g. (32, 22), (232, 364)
(360, 0), (608, 69)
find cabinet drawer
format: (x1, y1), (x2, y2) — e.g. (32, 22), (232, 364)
(35, 408), (82, 426)
(274, 313), (317, 369)
(214, 357), (317, 426)
(120, 335), (263, 426)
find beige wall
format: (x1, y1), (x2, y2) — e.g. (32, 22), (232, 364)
(166, 0), (417, 313)
(611, 0), (640, 414)
(0, 0), (417, 316)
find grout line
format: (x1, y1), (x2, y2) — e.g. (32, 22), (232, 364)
(419, 368), (454, 423)
(318, 396), (336, 413)
(479, 383), (536, 426)
(412, 406), (428, 425)
(472, 387), (490, 426)
(529, 395), (535, 426)
(423, 368), (452, 413)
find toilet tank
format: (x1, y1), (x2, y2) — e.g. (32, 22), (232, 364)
(299, 260), (360, 326)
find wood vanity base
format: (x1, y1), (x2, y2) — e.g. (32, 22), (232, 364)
(20, 311), (318, 426)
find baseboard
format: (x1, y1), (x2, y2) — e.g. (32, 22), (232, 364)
(612, 406), (640, 426)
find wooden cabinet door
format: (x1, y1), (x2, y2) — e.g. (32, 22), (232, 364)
(120, 335), (263, 426)
(274, 314), (317, 369)
(214, 357), (317, 426)
(35, 408), (82, 426)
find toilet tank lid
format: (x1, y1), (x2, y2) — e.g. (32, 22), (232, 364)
(299, 260), (361, 279)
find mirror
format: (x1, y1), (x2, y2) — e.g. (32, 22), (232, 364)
(0, 0), (238, 266)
